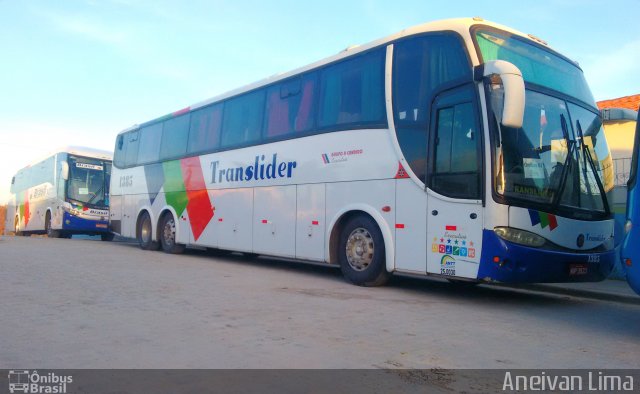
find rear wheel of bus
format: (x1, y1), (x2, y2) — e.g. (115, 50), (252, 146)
(14, 216), (24, 236)
(338, 214), (390, 287)
(137, 211), (159, 250)
(158, 212), (185, 254)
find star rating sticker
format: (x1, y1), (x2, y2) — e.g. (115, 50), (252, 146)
(447, 239), (451, 244)
(462, 240), (466, 246)
(454, 240), (459, 245)
(440, 238), (444, 243)
(469, 241), (474, 247)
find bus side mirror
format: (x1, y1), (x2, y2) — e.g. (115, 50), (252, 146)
(475, 60), (525, 129)
(61, 161), (69, 181)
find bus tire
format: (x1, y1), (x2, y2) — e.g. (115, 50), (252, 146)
(101, 233), (115, 242)
(158, 212), (185, 254)
(45, 211), (61, 238)
(14, 216), (22, 236)
(137, 211), (159, 250)
(338, 214), (390, 287)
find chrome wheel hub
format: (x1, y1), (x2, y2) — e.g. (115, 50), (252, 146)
(345, 227), (374, 271)
(163, 218), (176, 246)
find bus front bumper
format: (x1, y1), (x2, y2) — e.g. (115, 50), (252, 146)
(62, 212), (110, 233)
(477, 230), (615, 283)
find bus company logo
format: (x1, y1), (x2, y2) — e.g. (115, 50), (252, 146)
(321, 149), (363, 164)
(528, 209), (558, 231)
(28, 185), (50, 202)
(210, 153), (297, 184)
(585, 233), (608, 243)
(8, 370), (73, 393)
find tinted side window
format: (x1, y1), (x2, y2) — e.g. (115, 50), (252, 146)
(160, 114), (190, 160)
(34, 156), (54, 185)
(13, 170), (28, 193)
(431, 90), (480, 199)
(221, 90), (265, 148)
(114, 134), (126, 168)
(265, 73), (317, 138)
(124, 131), (139, 168)
(393, 34), (471, 183)
(319, 49), (385, 129)
(188, 103), (223, 154)
(138, 123), (163, 164)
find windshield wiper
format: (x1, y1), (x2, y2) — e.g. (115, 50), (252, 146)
(551, 114), (575, 209)
(576, 120), (610, 214)
(86, 184), (104, 205)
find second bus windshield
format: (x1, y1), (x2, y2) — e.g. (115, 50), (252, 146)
(67, 156), (110, 207)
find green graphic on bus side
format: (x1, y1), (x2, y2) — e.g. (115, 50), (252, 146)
(162, 160), (188, 217)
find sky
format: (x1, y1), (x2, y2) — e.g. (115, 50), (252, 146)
(0, 0), (639, 204)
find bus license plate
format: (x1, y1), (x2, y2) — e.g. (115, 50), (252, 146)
(569, 263), (589, 276)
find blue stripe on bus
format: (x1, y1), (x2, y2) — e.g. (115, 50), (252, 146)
(477, 230), (615, 283)
(62, 212), (110, 233)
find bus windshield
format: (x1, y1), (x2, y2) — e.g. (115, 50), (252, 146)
(474, 28), (594, 106)
(67, 156), (110, 208)
(476, 29), (614, 219)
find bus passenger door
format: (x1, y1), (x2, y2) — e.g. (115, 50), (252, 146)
(426, 86), (484, 279)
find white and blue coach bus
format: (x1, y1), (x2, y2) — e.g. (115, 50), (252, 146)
(7, 146), (114, 240)
(110, 18), (616, 286)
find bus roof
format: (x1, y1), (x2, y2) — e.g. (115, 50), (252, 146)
(58, 146), (113, 161)
(17, 146), (113, 172)
(117, 17), (551, 135)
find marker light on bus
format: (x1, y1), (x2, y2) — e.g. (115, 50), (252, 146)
(625, 220), (633, 235)
(625, 258), (632, 267)
(494, 227), (546, 248)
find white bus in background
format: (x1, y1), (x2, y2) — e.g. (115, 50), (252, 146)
(7, 146), (114, 241)
(111, 18), (616, 286)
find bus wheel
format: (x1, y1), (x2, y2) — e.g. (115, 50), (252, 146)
(338, 214), (390, 287)
(45, 212), (61, 238)
(137, 212), (159, 250)
(14, 217), (22, 236)
(159, 213), (185, 254)
(101, 233), (115, 242)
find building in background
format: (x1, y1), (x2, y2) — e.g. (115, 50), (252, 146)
(598, 94), (640, 184)
(597, 94), (639, 278)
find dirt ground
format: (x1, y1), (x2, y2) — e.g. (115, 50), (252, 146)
(2, 236), (639, 372)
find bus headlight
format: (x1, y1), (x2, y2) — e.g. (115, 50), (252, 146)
(494, 227), (546, 247)
(625, 220), (633, 235)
